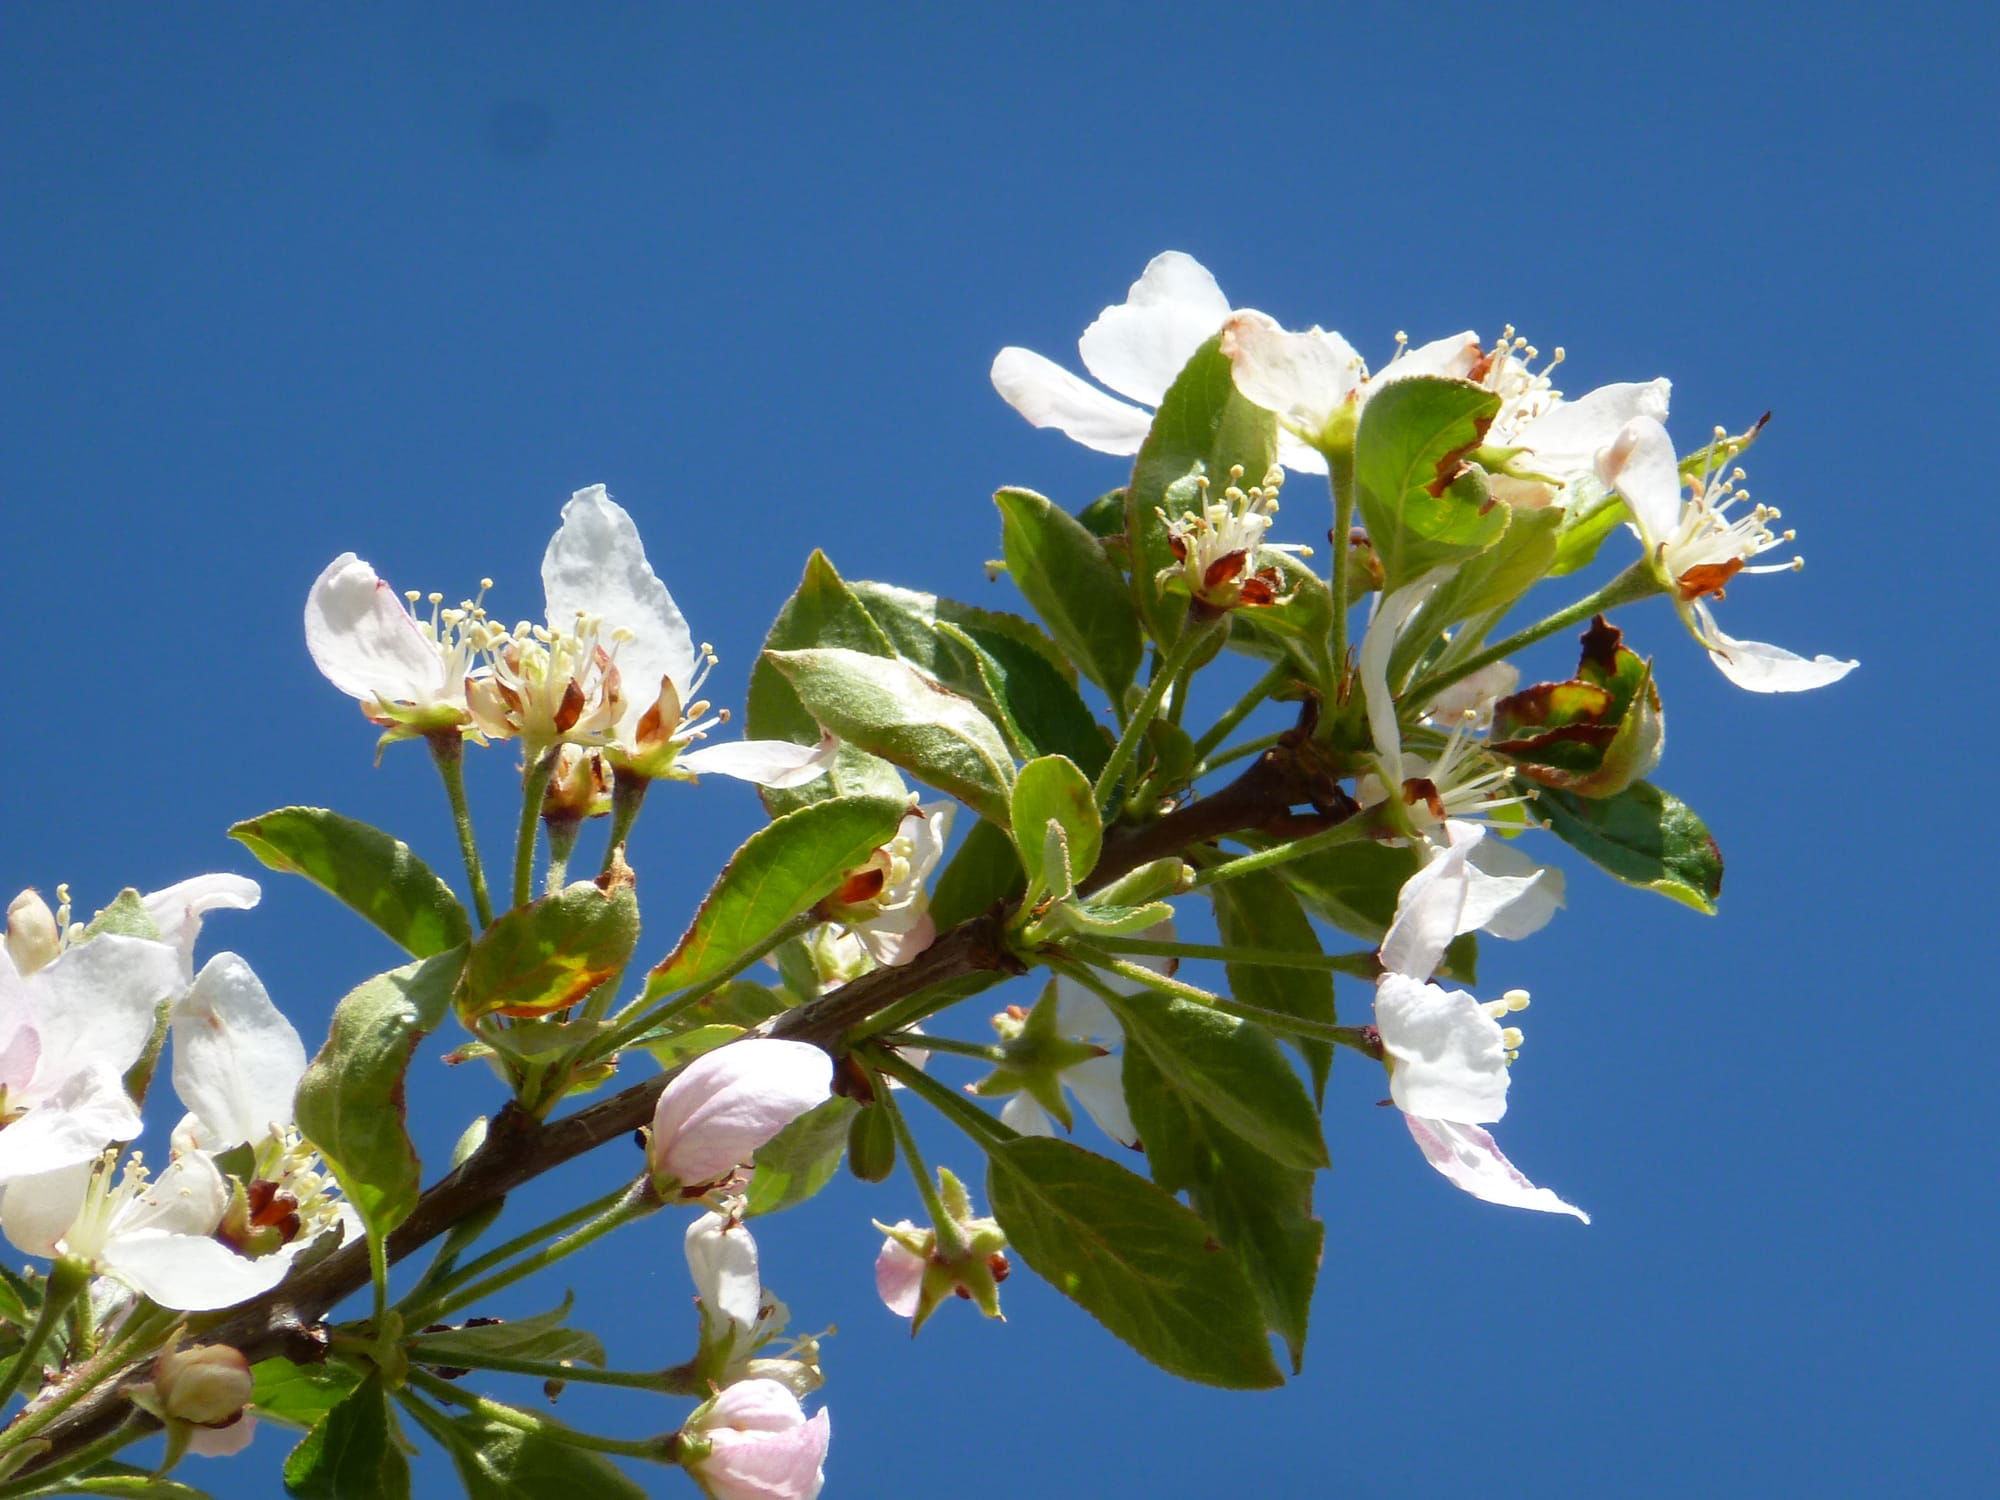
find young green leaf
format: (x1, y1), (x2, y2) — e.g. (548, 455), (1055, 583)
(646, 794), (908, 1000)
(932, 620), (1110, 776)
(456, 872), (639, 1022)
(231, 806), (470, 958)
(1124, 1044), (1322, 1373)
(995, 487), (1144, 701)
(1209, 870), (1336, 1100)
(252, 1358), (361, 1431)
(294, 947), (464, 1240)
(745, 550), (908, 814)
(1352, 376), (1508, 589)
(1534, 780), (1723, 913)
(1010, 755), (1102, 895)
(408, 1294), (606, 1369)
(282, 1371), (409, 1500)
(425, 1410), (650, 1500)
(928, 813), (1025, 932)
(743, 1095), (861, 1214)
(765, 648), (1016, 824)
(985, 1135), (1283, 1389)
(1126, 336), (1279, 646)
(1101, 992), (1327, 1171)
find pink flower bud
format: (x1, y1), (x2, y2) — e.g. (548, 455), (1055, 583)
(649, 1040), (832, 1190)
(681, 1378), (829, 1500)
(153, 1343), (254, 1427)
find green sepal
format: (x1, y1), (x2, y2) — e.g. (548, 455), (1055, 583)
(231, 807), (471, 959)
(81, 890), (159, 941)
(844, 1098), (898, 1185)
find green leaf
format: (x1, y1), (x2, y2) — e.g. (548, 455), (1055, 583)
(456, 875), (639, 1022)
(647, 794), (908, 999)
(63, 1471), (215, 1499)
(252, 1358), (362, 1431)
(743, 1095), (860, 1215)
(1209, 870), (1336, 1100)
(995, 487), (1144, 700)
(294, 948), (464, 1239)
(1534, 781), (1723, 913)
(409, 1293), (606, 1368)
(1010, 755), (1102, 897)
(1352, 376), (1508, 589)
(1224, 552), (1335, 688)
(935, 621), (1109, 776)
(928, 816), (1024, 932)
(1076, 487), (1128, 539)
(848, 579), (1076, 689)
(1127, 336), (1279, 645)
(427, 1410), (649, 1500)
(745, 551), (908, 814)
(1124, 1044), (1322, 1373)
(1102, 993), (1326, 1170)
(282, 1372), (409, 1500)
(986, 1135), (1282, 1389)
(766, 648), (1016, 824)
(1550, 481), (1630, 577)
(1401, 503), (1563, 677)
(232, 807), (471, 959)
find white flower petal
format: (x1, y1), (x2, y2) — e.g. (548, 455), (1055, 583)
(1221, 311), (1363, 445)
(1595, 416), (1683, 549)
(187, 1413), (257, 1458)
(119, 1151), (230, 1238)
(1703, 625), (1859, 693)
(1379, 823), (1479, 980)
(686, 1212), (763, 1335)
(1358, 567), (1454, 785)
(172, 954), (307, 1150)
(1515, 378), (1670, 477)
(103, 1229), (291, 1312)
(0, 1064), (141, 1185)
(998, 1092), (1055, 1138)
(1274, 430), (1330, 475)
(541, 486), (698, 744)
(142, 875), (261, 981)
(1461, 834), (1565, 941)
(1065, 1053), (1139, 1148)
(0, 1161), (93, 1257)
(1077, 251), (1232, 404)
(1375, 972), (1509, 1125)
(650, 1041), (832, 1188)
(990, 347), (1155, 456)
(1403, 1115), (1589, 1222)
(1376, 331), (1481, 384)
(23, 934), (180, 1100)
(677, 737), (836, 789)
(303, 553), (449, 706)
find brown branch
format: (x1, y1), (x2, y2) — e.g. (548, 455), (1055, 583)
(7, 744), (1341, 1480)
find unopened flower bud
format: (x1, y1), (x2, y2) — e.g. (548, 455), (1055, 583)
(649, 1041), (832, 1192)
(153, 1343), (254, 1427)
(679, 1378), (829, 1500)
(5, 890), (60, 975)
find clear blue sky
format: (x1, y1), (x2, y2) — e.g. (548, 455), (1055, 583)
(4, 5), (1991, 1496)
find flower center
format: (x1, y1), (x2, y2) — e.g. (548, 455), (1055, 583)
(1484, 988), (1531, 1063)
(1160, 464), (1311, 611)
(1662, 433), (1804, 599)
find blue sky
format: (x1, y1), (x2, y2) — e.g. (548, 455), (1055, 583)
(3, 5), (1993, 1496)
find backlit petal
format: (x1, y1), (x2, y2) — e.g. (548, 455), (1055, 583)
(990, 347), (1154, 455)
(1078, 251), (1232, 404)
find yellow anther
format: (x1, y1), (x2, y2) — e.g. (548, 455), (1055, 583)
(1501, 1027), (1524, 1049)
(1501, 988), (1530, 1011)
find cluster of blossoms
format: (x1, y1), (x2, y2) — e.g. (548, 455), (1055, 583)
(306, 485), (836, 789)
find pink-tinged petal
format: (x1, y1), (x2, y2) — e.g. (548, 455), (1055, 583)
(303, 553), (449, 705)
(104, 1229), (293, 1311)
(541, 486), (699, 744)
(1220, 311), (1363, 445)
(651, 1041), (832, 1188)
(24, 934), (180, 1099)
(1379, 823), (1479, 980)
(1376, 331), (1481, 384)
(1424, 661), (1519, 726)
(990, 347), (1154, 455)
(1461, 834), (1565, 941)
(1077, 251), (1232, 404)
(142, 875), (260, 981)
(1403, 1115), (1589, 1222)
(1358, 567), (1453, 785)
(873, 1230), (925, 1318)
(187, 1413), (257, 1458)
(1595, 416), (1683, 549)
(0, 983), (41, 1093)
(0, 1064), (141, 1186)
(677, 737), (836, 789)
(1515, 378), (1671, 477)
(1703, 625), (1859, 693)
(171, 954), (307, 1150)
(1375, 972), (1509, 1124)
(1065, 1053), (1139, 1148)
(693, 1384), (829, 1500)
(0, 1160), (93, 1256)
(687, 1212), (763, 1334)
